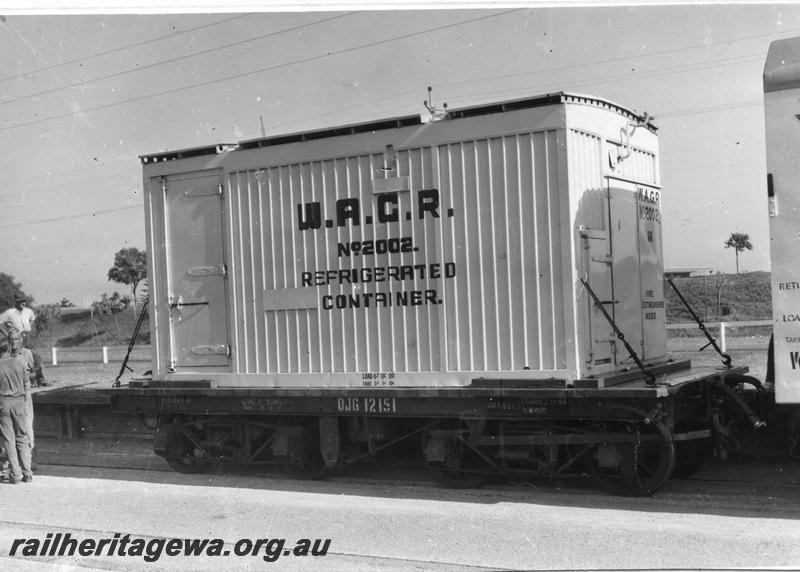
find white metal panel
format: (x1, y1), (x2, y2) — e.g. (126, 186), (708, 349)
(565, 102), (662, 375)
(568, 129), (614, 372)
(162, 172), (230, 369)
(564, 102), (659, 187)
(143, 177), (165, 377)
(637, 184), (667, 360)
(143, 171), (233, 375)
(227, 150), (443, 375)
(609, 182), (644, 359)
(579, 229), (615, 368)
(224, 129), (569, 378)
(435, 132), (567, 372)
(764, 80), (800, 404)
(568, 129), (606, 233)
(143, 94), (661, 387)
(615, 146), (658, 186)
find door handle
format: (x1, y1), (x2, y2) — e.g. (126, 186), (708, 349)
(168, 296), (209, 310)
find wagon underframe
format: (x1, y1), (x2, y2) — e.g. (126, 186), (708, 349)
(106, 365), (761, 496)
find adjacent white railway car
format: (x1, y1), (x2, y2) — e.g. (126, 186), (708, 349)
(141, 92), (666, 389)
(765, 38), (800, 405)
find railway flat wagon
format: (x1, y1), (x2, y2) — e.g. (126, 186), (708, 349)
(111, 92), (759, 495)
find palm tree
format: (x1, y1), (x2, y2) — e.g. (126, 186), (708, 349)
(724, 232), (753, 274)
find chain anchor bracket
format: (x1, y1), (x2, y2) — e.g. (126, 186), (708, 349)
(113, 301), (149, 388)
(580, 278), (657, 387)
(667, 278), (732, 368)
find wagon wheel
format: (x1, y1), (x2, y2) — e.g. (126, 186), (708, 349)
(593, 420), (676, 497)
(424, 423), (492, 489)
(672, 438), (711, 480)
(282, 455), (328, 480)
(281, 428), (328, 480)
(162, 425), (212, 475)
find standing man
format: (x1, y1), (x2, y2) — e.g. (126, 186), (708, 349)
(0, 294), (46, 386)
(7, 328), (35, 450)
(0, 338), (33, 484)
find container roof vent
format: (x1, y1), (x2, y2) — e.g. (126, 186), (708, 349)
(140, 144), (238, 165)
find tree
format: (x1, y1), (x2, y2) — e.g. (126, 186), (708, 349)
(107, 248), (147, 310)
(724, 232), (753, 274)
(33, 303), (62, 345)
(58, 298), (75, 308)
(0, 273), (30, 311)
(92, 292), (131, 338)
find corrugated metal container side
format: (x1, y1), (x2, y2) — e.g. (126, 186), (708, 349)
(142, 93), (663, 388)
(224, 125), (570, 385)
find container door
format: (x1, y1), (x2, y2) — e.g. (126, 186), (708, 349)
(580, 228), (615, 367)
(636, 184), (667, 360)
(608, 181), (644, 362)
(163, 171), (230, 369)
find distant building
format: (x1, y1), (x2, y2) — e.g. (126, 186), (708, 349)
(664, 267), (714, 279)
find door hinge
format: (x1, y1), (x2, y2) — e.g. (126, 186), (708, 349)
(187, 264), (226, 277)
(191, 344), (231, 357)
(218, 183), (224, 197)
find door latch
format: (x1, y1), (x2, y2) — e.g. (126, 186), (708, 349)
(168, 295), (210, 309)
(168, 295), (209, 322)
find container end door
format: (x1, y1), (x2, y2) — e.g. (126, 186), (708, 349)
(163, 172), (230, 370)
(636, 184), (667, 360)
(608, 182), (644, 363)
(608, 180), (667, 363)
(580, 228), (614, 368)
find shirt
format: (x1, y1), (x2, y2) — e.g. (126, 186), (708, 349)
(12, 348), (34, 391)
(0, 307), (35, 334)
(0, 356), (27, 397)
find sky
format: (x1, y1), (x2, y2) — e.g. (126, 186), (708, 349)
(0, 2), (795, 305)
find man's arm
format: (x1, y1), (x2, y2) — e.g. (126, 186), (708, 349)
(22, 349), (34, 376)
(24, 308), (35, 332)
(0, 313), (10, 338)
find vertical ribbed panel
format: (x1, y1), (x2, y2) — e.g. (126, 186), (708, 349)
(617, 146), (658, 185)
(436, 132), (564, 372)
(227, 129), (566, 375)
(567, 129), (605, 230)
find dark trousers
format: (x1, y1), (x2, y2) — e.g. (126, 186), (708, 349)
(0, 395), (32, 480)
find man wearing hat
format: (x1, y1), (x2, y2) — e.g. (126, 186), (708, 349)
(0, 295), (46, 387)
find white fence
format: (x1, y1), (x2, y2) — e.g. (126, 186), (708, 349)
(667, 320), (772, 353)
(47, 346), (152, 365)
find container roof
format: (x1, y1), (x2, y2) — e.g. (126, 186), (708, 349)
(140, 91), (655, 164)
(765, 36), (800, 93)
